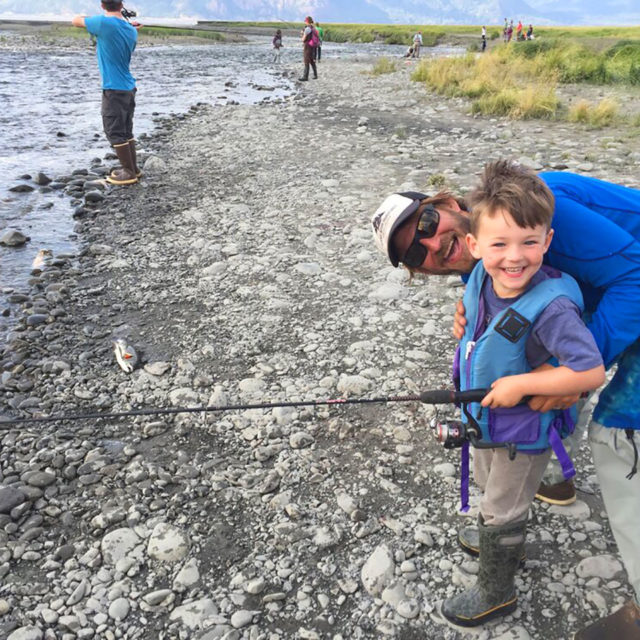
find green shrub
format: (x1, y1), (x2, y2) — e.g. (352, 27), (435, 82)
(568, 100), (591, 123)
(471, 90), (518, 117)
(427, 174), (447, 188)
(591, 98), (618, 126)
(568, 99), (618, 126)
(370, 57), (398, 75)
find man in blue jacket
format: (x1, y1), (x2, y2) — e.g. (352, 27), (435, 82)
(72, 1), (139, 185)
(371, 162), (640, 639)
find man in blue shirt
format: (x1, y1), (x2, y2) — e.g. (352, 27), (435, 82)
(72, 1), (139, 185)
(371, 163), (640, 638)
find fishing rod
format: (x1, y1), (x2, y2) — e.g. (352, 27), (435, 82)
(0, 388), (489, 428)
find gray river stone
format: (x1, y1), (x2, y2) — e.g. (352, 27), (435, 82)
(101, 527), (142, 565)
(576, 555), (624, 580)
(169, 598), (218, 630)
(108, 597), (130, 621)
(147, 522), (189, 562)
(1, 229), (30, 246)
(7, 628), (43, 640)
(25, 471), (56, 487)
(0, 488), (26, 514)
(361, 544), (395, 597)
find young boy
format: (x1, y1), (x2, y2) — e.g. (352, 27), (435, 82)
(442, 162), (605, 626)
(72, 1), (139, 185)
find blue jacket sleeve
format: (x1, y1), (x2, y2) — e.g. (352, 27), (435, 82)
(545, 194), (640, 368)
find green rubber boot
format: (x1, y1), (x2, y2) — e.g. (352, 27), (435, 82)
(442, 516), (527, 627)
(458, 524), (526, 563)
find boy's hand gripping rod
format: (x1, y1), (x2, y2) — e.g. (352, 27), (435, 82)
(0, 388), (490, 428)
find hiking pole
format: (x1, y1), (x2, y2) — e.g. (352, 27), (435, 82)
(0, 388), (489, 428)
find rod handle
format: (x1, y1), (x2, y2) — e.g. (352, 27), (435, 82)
(419, 388), (489, 404)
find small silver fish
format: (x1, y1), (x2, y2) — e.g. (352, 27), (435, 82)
(113, 339), (139, 373)
(31, 248), (53, 271)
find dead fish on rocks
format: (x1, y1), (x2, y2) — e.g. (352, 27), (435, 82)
(31, 248), (53, 273)
(113, 338), (139, 373)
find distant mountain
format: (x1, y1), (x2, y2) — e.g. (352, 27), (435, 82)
(1, 0), (639, 25)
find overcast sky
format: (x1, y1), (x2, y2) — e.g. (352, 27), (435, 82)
(1, 0), (639, 25)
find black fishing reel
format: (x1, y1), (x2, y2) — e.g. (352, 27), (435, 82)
(431, 402), (517, 460)
(121, 6), (137, 19)
(431, 419), (469, 449)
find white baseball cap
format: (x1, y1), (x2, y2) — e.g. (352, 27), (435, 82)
(371, 191), (428, 266)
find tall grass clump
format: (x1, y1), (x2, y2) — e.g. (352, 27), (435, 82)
(509, 38), (640, 85)
(413, 50), (559, 119)
(568, 99), (619, 126)
(370, 57), (398, 75)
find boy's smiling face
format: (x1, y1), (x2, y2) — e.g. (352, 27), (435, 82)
(466, 208), (554, 298)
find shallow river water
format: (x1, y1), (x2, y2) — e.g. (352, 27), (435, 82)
(0, 32), (454, 301)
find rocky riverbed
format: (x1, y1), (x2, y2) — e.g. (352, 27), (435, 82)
(1, 50), (639, 640)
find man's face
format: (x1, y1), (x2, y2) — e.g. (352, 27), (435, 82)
(391, 198), (476, 275)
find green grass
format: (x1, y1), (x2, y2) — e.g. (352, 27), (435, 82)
(568, 98), (619, 126)
(137, 26), (225, 40)
(412, 36), (640, 121)
(36, 24), (225, 42)
(369, 57), (398, 75)
(199, 21), (640, 46)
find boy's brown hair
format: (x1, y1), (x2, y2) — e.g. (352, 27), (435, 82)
(468, 160), (555, 235)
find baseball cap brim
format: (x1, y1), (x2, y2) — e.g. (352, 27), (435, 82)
(371, 192), (428, 267)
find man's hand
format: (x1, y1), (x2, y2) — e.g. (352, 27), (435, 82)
(453, 299), (466, 340)
(527, 394), (580, 412)
(71, 15), (86, 28)
(525, 363), (580, 412)
(481, 376), (526, 408)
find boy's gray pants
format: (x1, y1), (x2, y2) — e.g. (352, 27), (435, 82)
(474, 447), (551, 526)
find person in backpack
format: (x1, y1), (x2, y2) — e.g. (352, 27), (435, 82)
(72, 1), (140, 185)
(371, 160), (640, 638)
(299, 16), (319, 81)
(272, 28), (283, 64)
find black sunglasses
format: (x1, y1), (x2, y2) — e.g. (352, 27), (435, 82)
(400, 205), (440, 268)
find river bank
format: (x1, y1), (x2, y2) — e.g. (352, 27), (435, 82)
(1, 42), (638, 640)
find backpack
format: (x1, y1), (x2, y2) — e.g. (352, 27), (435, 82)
(308, 27), (320, 48)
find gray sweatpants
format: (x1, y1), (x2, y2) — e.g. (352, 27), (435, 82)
(474, 447), (552, 526)
(589, 421), (640, 603)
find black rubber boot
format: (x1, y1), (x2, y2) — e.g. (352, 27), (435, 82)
(106, 142), (138, 185)
(458, 524), (526, 563)
(311, 60), (318, 79)
(442, 516), (526, 627)
(299, 64), (309, 81)
(128, 138), (142, 178)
